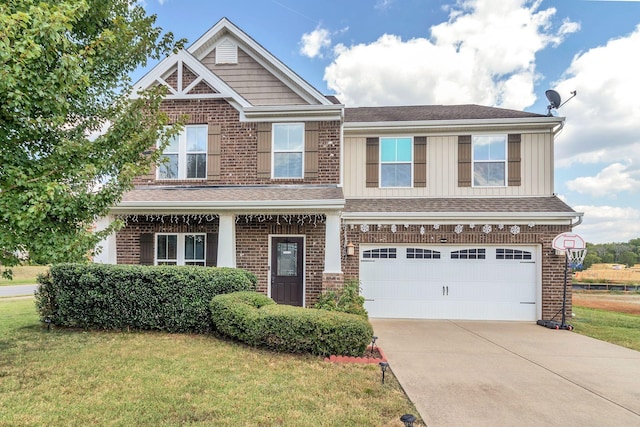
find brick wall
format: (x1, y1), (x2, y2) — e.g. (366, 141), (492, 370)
(235, 218), (326, 307)
(133, 99), (341, 186)
(115, 218), (219, 264)
(341, 223), (572, 320)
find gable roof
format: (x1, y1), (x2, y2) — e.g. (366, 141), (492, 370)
(188, 18), (334, 107)
(132, 18), (342, 121)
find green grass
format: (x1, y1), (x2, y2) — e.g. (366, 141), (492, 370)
(0, 266), (48, 286)
(0, 299), (421, 427)
(571, 306), (640, 352)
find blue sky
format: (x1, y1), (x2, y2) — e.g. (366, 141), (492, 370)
(135, 0), (640, 244)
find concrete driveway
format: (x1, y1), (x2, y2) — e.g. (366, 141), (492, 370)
(371, 319), (640, 426)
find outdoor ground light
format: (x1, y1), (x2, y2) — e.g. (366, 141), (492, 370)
(370, 335), (378, 357)
(346, 241), (355, 256)
(400, 413), (416, 427)
(379, 361), (389, 384)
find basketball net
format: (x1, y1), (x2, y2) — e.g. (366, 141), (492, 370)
(567, 248), (587, 269)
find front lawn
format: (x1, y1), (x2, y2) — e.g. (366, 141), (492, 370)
(571, 306), (640, 352)
(0, 299), (419, 426)
(0, 266), (48, 286)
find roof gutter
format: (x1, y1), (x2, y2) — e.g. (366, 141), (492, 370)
(241, 104), (344, 122)
(342, 210), (581, 224)
(113, 198), (345, 212)
(344, 116), (564, 133)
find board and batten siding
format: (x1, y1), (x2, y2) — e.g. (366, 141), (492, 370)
(343, 133), (554, 198)
(202, 48), (309, 106)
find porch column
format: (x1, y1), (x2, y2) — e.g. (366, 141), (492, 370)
(94, 215), (117, 264)
(217, 213), (236, 267)
(322, 212), (344, 292)
(324, 212), (342, 273)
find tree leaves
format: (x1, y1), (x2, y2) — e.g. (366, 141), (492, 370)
(0, 0), (186, 273)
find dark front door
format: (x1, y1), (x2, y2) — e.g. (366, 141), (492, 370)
(271, 236), (304, 306)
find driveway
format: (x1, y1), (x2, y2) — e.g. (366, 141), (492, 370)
(0, 284), (38, 298)
(371, 319), (640, 426)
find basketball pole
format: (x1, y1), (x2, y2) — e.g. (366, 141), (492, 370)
(561, 250), (569, 328)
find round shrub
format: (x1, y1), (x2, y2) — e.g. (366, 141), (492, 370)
(210, 291), (373, 356)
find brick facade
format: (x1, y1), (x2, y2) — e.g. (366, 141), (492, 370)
(115, 218), (219, 265)
(341, 223), (572, 320)
(134, 99), (341, 186)
(235, 218), (327, 307)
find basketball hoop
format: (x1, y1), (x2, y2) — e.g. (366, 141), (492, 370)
(567, 248), (587, 269)
(537, 231), (587, 331)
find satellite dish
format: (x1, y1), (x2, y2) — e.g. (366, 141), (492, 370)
(544, 89), (576, 116)
(546, 89), (562, 109)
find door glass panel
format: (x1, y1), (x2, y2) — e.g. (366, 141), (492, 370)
(277, 242), (298, 276)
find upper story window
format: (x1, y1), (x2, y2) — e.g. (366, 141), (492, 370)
(380, 137), (412, 187)
(156, 233), (206, 266)
(273, 123), (304, 178)
(473, 135), (506, 187)
(158, 125), (207, 180)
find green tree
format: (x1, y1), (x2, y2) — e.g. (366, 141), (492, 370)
(582, 252), (601, 270)
(619, 251), (638, 268)
(0, 0), (185, 277)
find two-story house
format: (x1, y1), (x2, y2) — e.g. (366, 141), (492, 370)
(96, 18), (582, 322)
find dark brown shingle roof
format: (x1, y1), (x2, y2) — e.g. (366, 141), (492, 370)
(345, 104), (547, 123)
(344, 197), (575, 214)
(120, 185), (344, 205)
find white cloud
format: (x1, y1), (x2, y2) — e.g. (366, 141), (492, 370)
(324, 0), (578, 108)
(566, 162), (640, 197)
(375, 0), (394, 10)
(553, 25), (640, 170)
(299, 27), (331, 59)
(573, 205), (640, 243)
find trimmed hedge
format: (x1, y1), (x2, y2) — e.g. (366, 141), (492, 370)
(36, 263), (257, 333)
(210, 291), (373, 356)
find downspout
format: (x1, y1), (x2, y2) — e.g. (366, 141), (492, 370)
(553, 120), (565, 136)
(570, 214), (584, 228)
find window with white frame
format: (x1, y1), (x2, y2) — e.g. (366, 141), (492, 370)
(157, 125), (207, 179)
(156, 233), (206, 266)
(380, 137), (412, 187)
(273, 123), (304, 178)
(472, 135), (507, 187)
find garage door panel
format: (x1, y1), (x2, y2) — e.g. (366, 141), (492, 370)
(360, 245), (539, 321)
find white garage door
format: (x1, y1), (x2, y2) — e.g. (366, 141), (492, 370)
(360, 245), (539, 321)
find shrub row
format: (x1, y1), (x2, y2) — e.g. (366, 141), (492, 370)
(210, 292), (373, 356)
(36, 263), (257, 333)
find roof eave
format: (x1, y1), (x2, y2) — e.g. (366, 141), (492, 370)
(344, 116), (565, 132)
(113, 198), (346, 212)
(242, 105), (344, 122)
(342, 211), (582, 224)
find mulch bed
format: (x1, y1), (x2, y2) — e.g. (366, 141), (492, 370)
(325, 345), (387, 364)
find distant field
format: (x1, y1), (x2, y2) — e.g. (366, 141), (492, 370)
(0, 265), (49, 285)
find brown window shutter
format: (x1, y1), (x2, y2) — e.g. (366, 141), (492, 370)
(140, 233), (154, 265)
(207, 124), (221, 181)
(206, 233), (218, 267)
(414, 136), (427, 188)
(366, 137), (379, 188)
(458, 135), (472, 187)
(508, 134), (521, 186)
(304, 122), (319, 180)
(256, 123), (271, 179)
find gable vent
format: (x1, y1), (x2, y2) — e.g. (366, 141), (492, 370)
(215, 38), (238, 64)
